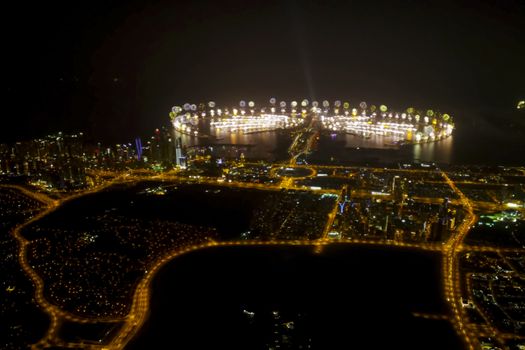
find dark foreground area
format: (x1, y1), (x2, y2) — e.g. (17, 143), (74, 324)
(128, 245), (463, 350)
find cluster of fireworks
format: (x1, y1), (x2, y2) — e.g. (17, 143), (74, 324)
(210, 114), (304, 133)
(169, 99), (454, 143)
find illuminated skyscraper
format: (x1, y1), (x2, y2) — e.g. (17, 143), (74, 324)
(135, 138), (143, 160)
(175, 137), (183, 167)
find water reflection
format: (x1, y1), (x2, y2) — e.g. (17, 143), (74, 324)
(412, 136), (453, 164)
(342, 133), (405, 149)
(174, 114), (524, 166)
(175, 121), (288, 161)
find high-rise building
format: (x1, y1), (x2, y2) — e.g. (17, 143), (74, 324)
(175, 137), (185, 167)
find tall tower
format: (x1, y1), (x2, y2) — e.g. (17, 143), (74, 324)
(175, 137), (182, 167)
(135, 138), (143, 161)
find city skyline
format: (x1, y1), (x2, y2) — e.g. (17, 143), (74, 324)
(2, 95), (524, 349)
(2, 1), (524, 349)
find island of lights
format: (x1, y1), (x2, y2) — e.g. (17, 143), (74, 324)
(169, 99), (454, 144)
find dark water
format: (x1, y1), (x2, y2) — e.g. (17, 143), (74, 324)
(128, 245), (463, 350)
(178, 112), (525, 166)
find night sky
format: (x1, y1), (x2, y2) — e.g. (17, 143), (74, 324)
(5, 0), (525, 143)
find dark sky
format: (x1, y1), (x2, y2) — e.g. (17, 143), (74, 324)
(4, 0), (525, 143)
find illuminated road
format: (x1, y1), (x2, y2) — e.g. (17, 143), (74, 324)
(3, 166), (523, 349)
(287, 112), (317, 166)
(109, 238), (443, 349)
(0, 184), (58, 206)
(439, 171), (510, 350)
(321, 185), (347, 240)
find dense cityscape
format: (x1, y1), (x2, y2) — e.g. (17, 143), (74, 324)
(3, 0), (525, 349)
(0, 98), (524, 349)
